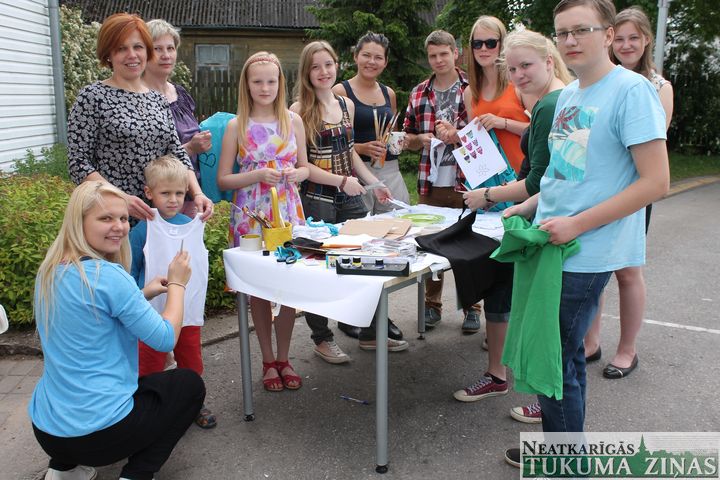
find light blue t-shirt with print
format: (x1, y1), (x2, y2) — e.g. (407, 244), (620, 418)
(29, 259), (175, 437)
(535, 66), (666, 272)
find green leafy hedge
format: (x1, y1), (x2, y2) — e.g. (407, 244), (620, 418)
(0, 174), (234, 327)
(0, 174), (74, 326)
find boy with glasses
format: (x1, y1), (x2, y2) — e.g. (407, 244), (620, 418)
(504, 0), (668, 467)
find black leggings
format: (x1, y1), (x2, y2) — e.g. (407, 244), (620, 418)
(33, 368), (205, 480)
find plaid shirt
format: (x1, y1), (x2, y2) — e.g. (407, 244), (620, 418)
(403, 69), (469, 196)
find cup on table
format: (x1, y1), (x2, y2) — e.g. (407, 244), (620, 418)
(387, 131), (406, 155)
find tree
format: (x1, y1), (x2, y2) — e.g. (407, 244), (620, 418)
(435, 0), (514, 44)
(60, 6), (191, 113)
(306, 0), (435, 109)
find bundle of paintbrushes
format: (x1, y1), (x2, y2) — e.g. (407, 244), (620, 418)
(372, 109), (400, 167)
(241, 205), (273, 229)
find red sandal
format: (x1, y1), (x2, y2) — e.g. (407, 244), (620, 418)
(275, 360), (302, 390)
(262, 361), (283, 392)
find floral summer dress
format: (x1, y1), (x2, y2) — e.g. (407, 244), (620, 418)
(230, 115), (305, 246)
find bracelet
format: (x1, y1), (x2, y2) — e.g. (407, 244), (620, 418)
(504, 118), (508, 130)
(339, 175), (348, 192)
(167, 282), (186, 290)
(192, 192), (206, 200)
(484, 187), (496, 206)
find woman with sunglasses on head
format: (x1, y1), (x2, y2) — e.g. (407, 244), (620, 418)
(583, 6), (674, 380)
(143, 19), (212, 217)
(436, 16), (530, 174)
(435, 16), (530, 405)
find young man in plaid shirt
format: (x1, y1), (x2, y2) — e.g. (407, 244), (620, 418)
(403, 30), (482, 333)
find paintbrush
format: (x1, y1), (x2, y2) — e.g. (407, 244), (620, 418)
(373, 107), (380, 139)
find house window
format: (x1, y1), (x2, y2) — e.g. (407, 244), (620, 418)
(195, 44), (229, 71)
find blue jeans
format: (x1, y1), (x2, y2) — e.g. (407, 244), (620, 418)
(538, 271), (611, 432)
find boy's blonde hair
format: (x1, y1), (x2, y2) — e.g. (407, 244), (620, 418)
(236, 51), (291, 148)
(34, 182), (131, 331)
(466, 16), (508, 104)
(294, 41), (339, 148)
(144, 155), (189, 190)
(502, 29), (574, 85)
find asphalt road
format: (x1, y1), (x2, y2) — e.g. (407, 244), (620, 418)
(6, 182), (719, 480)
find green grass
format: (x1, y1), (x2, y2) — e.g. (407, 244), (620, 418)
(402, 170), (419, 205)
(399, 152), (720, 206)
(669, 152), (720, 182)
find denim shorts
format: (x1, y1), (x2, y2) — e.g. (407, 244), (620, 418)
(483, 264), (513, 323)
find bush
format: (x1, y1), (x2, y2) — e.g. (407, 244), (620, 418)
(0, 174), (74, 326)
(398, 151), (419, 174)
(203, 201), (236, 313)
(13, 144), (70, 180)
(0, 175), (235, 327)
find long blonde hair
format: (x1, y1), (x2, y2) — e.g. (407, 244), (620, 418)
(294, 41), (339, 147)
(34, 182), (131, 330)
(236, 51), (291, 148)
(502, 29), (574, 85)
(466, 16), (508, 104)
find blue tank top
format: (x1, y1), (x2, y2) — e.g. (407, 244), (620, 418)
(341, 80), (398, 163)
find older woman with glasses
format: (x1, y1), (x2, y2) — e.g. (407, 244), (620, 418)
(143, 19), (212, 216)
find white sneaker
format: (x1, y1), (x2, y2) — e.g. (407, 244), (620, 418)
(45, 465), (97, 480)
(313, 340), (350, 364)
(358, 338), (409, 352)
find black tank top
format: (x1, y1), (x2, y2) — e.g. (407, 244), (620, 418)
(341, 80), (398, 163)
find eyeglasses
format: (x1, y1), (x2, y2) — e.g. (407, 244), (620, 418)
(553, 26), (607, 42)
(471, 38), (499, 50)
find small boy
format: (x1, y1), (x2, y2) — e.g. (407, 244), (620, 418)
(130, 155), (215, 429)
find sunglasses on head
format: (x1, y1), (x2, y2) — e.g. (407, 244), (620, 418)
(471, 38), (499, 50)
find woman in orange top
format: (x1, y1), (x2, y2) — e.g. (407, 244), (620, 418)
(437, 16), (529, 173)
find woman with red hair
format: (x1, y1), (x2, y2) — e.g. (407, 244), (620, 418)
(67, 13), (213, 223)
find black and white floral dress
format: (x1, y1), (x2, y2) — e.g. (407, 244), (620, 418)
(67, 82), (192, 198)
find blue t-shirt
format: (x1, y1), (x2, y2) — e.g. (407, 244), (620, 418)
(130, 213), (191, 288)
(536, 66), (666, 272)
(29, 259), (175, 437)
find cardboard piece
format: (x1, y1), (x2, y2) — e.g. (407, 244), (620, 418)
(338, 218), (412, 239)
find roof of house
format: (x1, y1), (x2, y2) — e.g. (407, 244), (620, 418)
(60, 0), (448, 30)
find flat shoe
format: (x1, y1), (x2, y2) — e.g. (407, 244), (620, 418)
(337, 322), (361, 339)
(388, 318), (404, 341)
(586, 346), (602, 363)
(602, 354), (638, 379)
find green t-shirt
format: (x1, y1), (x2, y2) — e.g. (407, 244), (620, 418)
(491, 215), (580, 399)
(524, 89), (562, 197)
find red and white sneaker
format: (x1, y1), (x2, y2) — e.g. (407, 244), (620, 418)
(510, 401), (542, 424)
(453, 373), (508, 402)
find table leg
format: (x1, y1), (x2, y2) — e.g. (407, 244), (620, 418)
(237, 292), (255, 421)
(417, 274), (426, 339)
(375, 289), (389, 473)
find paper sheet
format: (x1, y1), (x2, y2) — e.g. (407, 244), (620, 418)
(452, 121), (507, 188)
(428, 137), (445, 183)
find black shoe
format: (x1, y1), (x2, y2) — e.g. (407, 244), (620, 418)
(337, 322), (361, 339)
(602, 354), (638, 379)
(586, 346), (602, 363)
(504, 447), (521, 468)
(388, 318), (403, 341)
